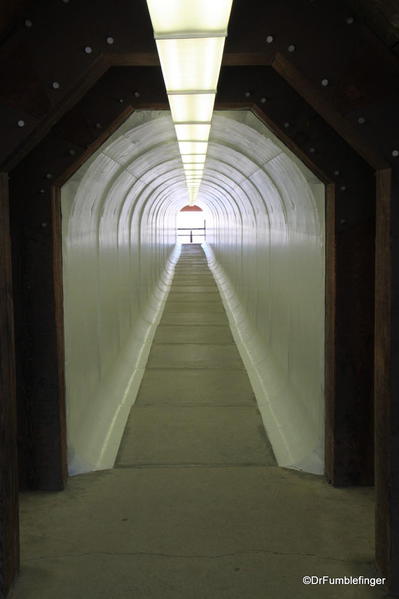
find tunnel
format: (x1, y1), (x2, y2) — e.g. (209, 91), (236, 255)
(61, 109), (325, 476)
(4, 0), (399, 596)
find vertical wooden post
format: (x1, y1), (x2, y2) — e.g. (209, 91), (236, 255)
(325, 182), (375, 486)
(9, 180), (67, 491)
(325, 184), (336, 482)
(375, 167), (399, 592)
(51, 186), (68, 486)
(0, 173), (19, 598)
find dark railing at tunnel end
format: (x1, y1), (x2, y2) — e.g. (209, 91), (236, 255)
(177, 223), (206, 243)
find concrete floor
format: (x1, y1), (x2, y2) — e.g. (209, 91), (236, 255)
(10, 245), (386, 598)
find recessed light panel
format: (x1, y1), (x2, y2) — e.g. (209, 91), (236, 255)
(146, 0), (233, 203)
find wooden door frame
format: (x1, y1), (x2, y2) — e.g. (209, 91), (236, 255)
(374, 167), (398, 588)
(0, 173), (19, 599)
(50, 103), (376, 489)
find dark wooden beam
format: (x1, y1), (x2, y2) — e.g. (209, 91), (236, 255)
(107, 52), (272, 67)
(0, 172), (19, 598)
(325, 183), (336, 483)
(2, 56), (108, 172)
(107, 52), (160, 66)
(375, 167), (399, 591)
(249, 103), (331, 183)
(55, 104), (135, 187)
(50, 186), (67, 487)
(272, 52), (389, 170)
(9, 175), (67, 492)
(328, 187), (375, 485)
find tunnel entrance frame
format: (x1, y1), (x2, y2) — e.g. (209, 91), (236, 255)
(0, 58), (392, 597)
(5, 101), (377, 591)
(12, 100), (375, 488)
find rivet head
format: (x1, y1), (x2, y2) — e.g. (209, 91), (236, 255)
(17, 120), (25, 128)
(41, 222), (48, 228)
(45, 173), (53, 180)
(392, 149), (399, 158)
(119, 98), (125, 103)
(283, 122), (290, 128)
(52, 81), (60, 90)
(95, 122), (102, 129)
(244, 91), (251, 98)
(260, 97), (267, 104)
(133, 91), (140, 98)
(346, 16), (355, 24)
(266, 35), (274, 44)
(288, 44), (296, 53)
(106, 36), (114, 45)
(321, 78), (329, 87)
(84, 46), (93, 54)
(309, 147), (316, 153)
(333, 170), (340, 176)
(340, 185), (347, 191)
(24, 19), (33, 28)
(357, 116), (366, 125)
(39, 188), (45, 194)
(69, 148), (76, 156)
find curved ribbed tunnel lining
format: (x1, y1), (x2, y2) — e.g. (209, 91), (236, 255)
(61, 109), (325, 476)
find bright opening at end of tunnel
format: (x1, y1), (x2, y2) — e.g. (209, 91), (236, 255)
(146, 0), (234, 205)
(177, 205), (206, 244)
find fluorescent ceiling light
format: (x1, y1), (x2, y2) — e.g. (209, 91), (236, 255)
(169, 93), (215, 123)
(146, 0), (233, 37)
(181, 155), (207, 164)
(156, 37), (224, 92)
(183, 165), (206, 171)
(175, 123), (211, 142)
(185, 166), (203, 171)
(178, 141), (208, 155)
(146, 0), (232, 204)
(184, 167), (204, 173)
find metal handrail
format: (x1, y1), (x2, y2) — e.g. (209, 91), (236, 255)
(177, 225), (206, 243)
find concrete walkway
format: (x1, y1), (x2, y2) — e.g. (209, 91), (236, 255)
(11, 245), (385, 598)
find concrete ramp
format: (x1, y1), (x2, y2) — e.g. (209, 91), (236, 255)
(116, 244), (276, 469)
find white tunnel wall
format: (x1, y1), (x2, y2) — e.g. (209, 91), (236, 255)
(62, 112), (188, 474)
(203, 112), (325, 473)
(61, 110), (324, 476)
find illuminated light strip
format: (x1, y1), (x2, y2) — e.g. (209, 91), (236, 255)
(146, 0), (233, 204)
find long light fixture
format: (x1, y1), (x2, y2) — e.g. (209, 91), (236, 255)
(146, 0), (233, 204)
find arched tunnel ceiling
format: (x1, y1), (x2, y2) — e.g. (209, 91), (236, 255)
(66, 110), (322, 239)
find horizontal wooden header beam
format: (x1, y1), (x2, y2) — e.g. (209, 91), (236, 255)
(107, 52), (272, 67)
